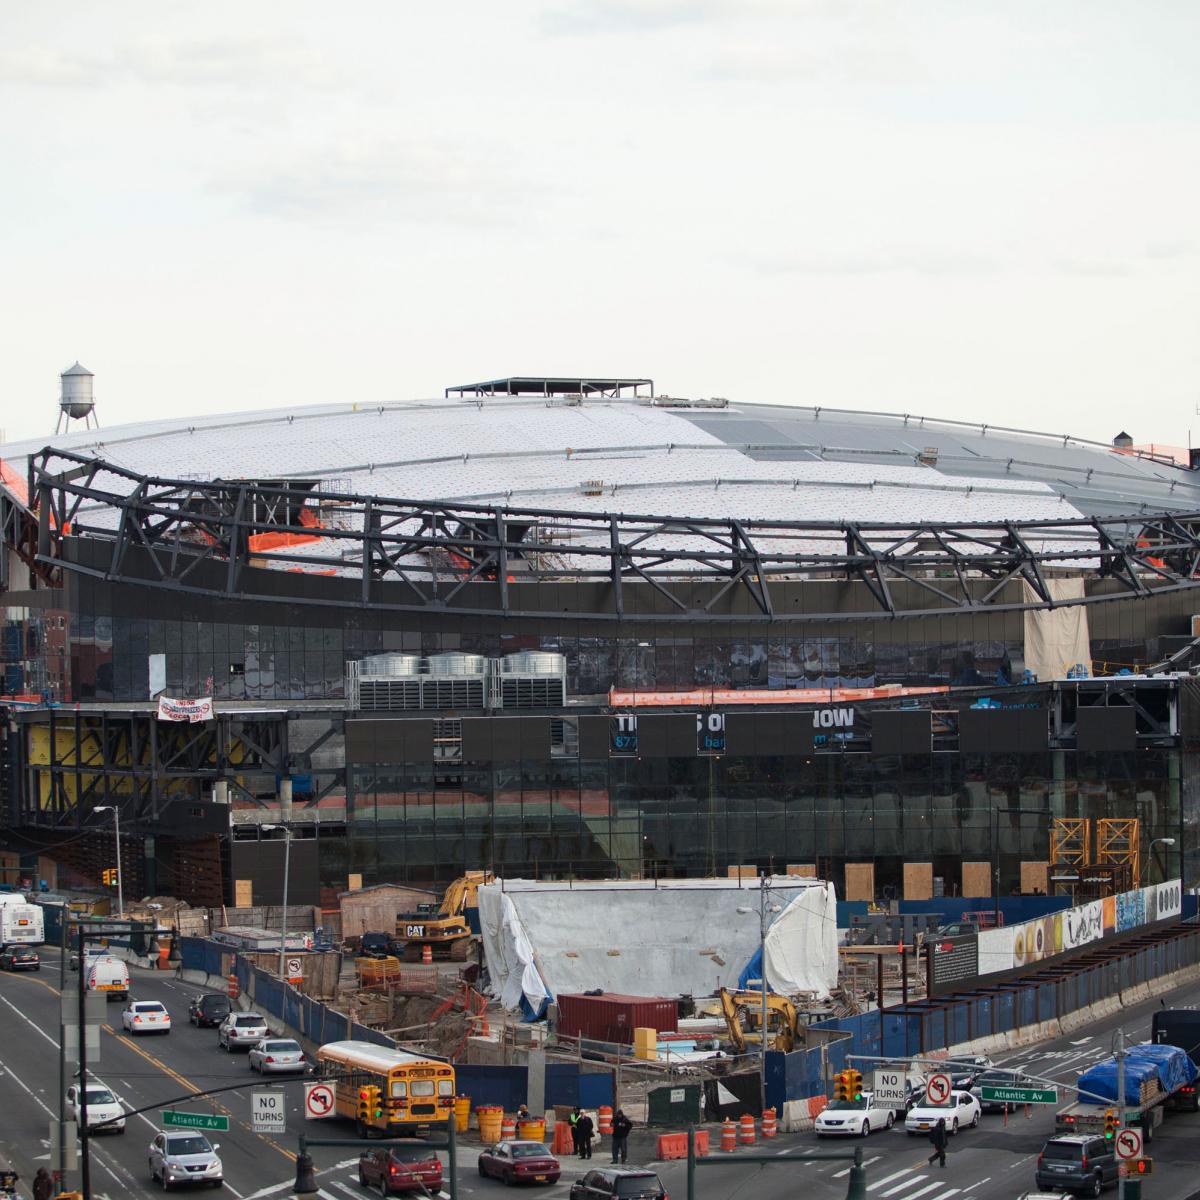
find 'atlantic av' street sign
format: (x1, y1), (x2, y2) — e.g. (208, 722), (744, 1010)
(162, 1110), (230, 1132)
(979, 1086), (1058, 1105)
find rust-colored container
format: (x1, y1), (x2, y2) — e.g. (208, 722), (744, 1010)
(555, 992), (678, 1044)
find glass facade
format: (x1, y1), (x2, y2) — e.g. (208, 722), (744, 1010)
(339, 748), (1183, 895)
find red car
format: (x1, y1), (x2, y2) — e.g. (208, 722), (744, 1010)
(359, 1145), (443, 1195)
(477, 1141), (562, 1186)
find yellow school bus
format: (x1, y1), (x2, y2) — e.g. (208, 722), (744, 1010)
(316, 1041), (455, 1136)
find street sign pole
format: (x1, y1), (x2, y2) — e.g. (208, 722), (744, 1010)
(1116, 1029), (1126, 1200)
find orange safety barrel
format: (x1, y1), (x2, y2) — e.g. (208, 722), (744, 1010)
(738, 1113), (756, 1144)
(720, 1119), (737, 1152)
(598, 1106), (613, 1135)
(501, 1114), (517, 1140)
(553, 1120), (575, 1155)
(226, 974), (240, 1000)
(421, 944), (433, 965)
(761, 1107), (777, 1138)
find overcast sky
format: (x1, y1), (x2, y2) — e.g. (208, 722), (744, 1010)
(2, 2), (1197, 447)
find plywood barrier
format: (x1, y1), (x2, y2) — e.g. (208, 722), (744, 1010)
(843, 863), (875, 902)
(1021, 861), (1050, 895)
(903, 862), (933, 901)
(962, 861), (991, 899)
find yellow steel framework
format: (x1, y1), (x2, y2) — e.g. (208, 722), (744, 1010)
(1050, 818), (1091, 868)
(1095, 818), (1140, 883)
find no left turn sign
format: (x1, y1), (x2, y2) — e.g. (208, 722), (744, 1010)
(1115, 1128), (1143, 1161)
(304, 1082), (336, 1120)
(925, 1073), (952, 1106)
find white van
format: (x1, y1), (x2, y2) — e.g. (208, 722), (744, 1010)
(86, 955), (130, 1002)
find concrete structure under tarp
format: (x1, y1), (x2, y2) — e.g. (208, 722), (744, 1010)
(477, 876), (838, 1019)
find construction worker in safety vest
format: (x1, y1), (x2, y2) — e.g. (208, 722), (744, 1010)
(569, 1106), (582, 1157)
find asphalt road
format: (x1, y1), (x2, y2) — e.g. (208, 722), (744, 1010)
(0, 948), (1196, 1200)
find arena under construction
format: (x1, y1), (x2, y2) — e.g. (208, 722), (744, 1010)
(1, 374), (1198, 907)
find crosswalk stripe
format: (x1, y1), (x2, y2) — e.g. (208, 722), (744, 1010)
(900, 1183), (946, 1200)
(883, 1175), (929, 1197)
(927, 1191), (962, 1200)
(327, 1183), (359, 1198)
(833, 1155), (881, 1178)
(868, 1169), (915, 1192)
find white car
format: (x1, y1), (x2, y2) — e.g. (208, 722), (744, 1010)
(217, 1011), (269, 1051)
(815, 1091), (896, 1136)
(905, 1089), (981, 1136)
(66, 1082), (126, 1133)
(148, 1130), (223, 1189)
(248, 1037), (307, 1074)
(122, 999), (172, 1035)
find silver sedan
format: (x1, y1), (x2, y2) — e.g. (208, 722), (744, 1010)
(248, 1037), (307, 1074)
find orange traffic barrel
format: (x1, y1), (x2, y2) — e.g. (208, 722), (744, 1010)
(738, 1113), (756, 1144)
(421, 944), (433, 965)
(761, 1107), (777, 1138)
(598, 1106), (613, 1136)
(501, 1114), (516, 1140)
(721, 1119), (737, 1152)
(226, 974), (240, 1000)
(553, 1120), (574, 1154)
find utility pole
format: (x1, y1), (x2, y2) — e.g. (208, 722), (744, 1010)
(759, 876), (768, 1107)
(57, 910), (67, 1188)
(1115, 1028), (1126, 1200)
(77, 924), (91, 1200)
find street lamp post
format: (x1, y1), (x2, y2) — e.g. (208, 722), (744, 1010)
(93, 805), (123, 917)
(261, 823), (293, 981)
(737, 876), (781, 1108)
(1143, 837), (1176, 884)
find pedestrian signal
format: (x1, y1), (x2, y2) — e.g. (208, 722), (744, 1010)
(1134, 1159), (1153, 1176)
(1103, 1108), (1118, 1140)
(833, 1072), (850, 1103)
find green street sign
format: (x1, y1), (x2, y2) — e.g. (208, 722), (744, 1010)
(980, 1086), (1058, 1105)
(162, 1110), (229, 1132)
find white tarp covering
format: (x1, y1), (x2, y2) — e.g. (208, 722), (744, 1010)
(477, 877), (839, 1017)
(1023, 576), (1091, 678)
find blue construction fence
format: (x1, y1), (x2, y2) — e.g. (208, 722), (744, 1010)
(765, 921), (1200, 1115)
(180, 937), (614, 1109)
(180, 936), (393, 1050)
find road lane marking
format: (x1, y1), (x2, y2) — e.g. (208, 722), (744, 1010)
(962, 1179), (990, 1191)
(882, 1176), (930, 1197)
(328, 1183), (360, 1198)
(0, 1067), (56, 1118)
(833, 1155), (881, 1177)
(868, 1169), (915, 1191)
(898, 1183), (945, 1200)
(927, 1191), (961, 1200)
(101, 1023), (297, 1163)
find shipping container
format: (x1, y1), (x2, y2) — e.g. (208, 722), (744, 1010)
(555, 993), (678, 1043)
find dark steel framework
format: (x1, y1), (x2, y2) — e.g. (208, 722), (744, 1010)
(23, 447), (1200, 623)
(444, 376), (653, 397)
(15, 705), (344, 830)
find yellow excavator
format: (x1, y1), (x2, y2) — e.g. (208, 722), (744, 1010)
(718, 985), (802, 1054)
(396, 870), (494, 961)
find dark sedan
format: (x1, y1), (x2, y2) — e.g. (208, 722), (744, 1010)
(478, 1142), (561, 1186)
(359, 1145), (443, 1195)
(0, 945), (40, 971)
(188, 992), (231, 1028)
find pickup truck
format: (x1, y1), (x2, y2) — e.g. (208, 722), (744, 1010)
(1055, 1042), (1197, 1144)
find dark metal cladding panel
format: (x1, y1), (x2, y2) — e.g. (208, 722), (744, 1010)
(958, 708), (1038, 753)
(489, 718), (522, 761)
(578, 715), (611, 759)
(344, 719), (376, 762)
(871, 709), (932, 756)
(518, 716), (552, 762)
(723, 712), (758, 756)
(1077, 706), (1136, 752)
(461, 718), (494, 762)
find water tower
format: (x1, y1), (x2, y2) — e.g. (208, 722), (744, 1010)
(56, 362), (99, 433)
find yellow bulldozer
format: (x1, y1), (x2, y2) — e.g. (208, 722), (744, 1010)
(718, 985), (802, 1054)
(395, 870), (494, 961)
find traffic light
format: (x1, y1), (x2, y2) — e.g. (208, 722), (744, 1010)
(365, 1085), (383, 1120)
(101, 868), (116, 886)
(1103, 1108), (1119, 1140)
(847, 1069), (864, 1102)
(833, 1072), (850, 1102)
(357, 1087), (373, 1124)
(1134, 1158), (1153, 1176)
